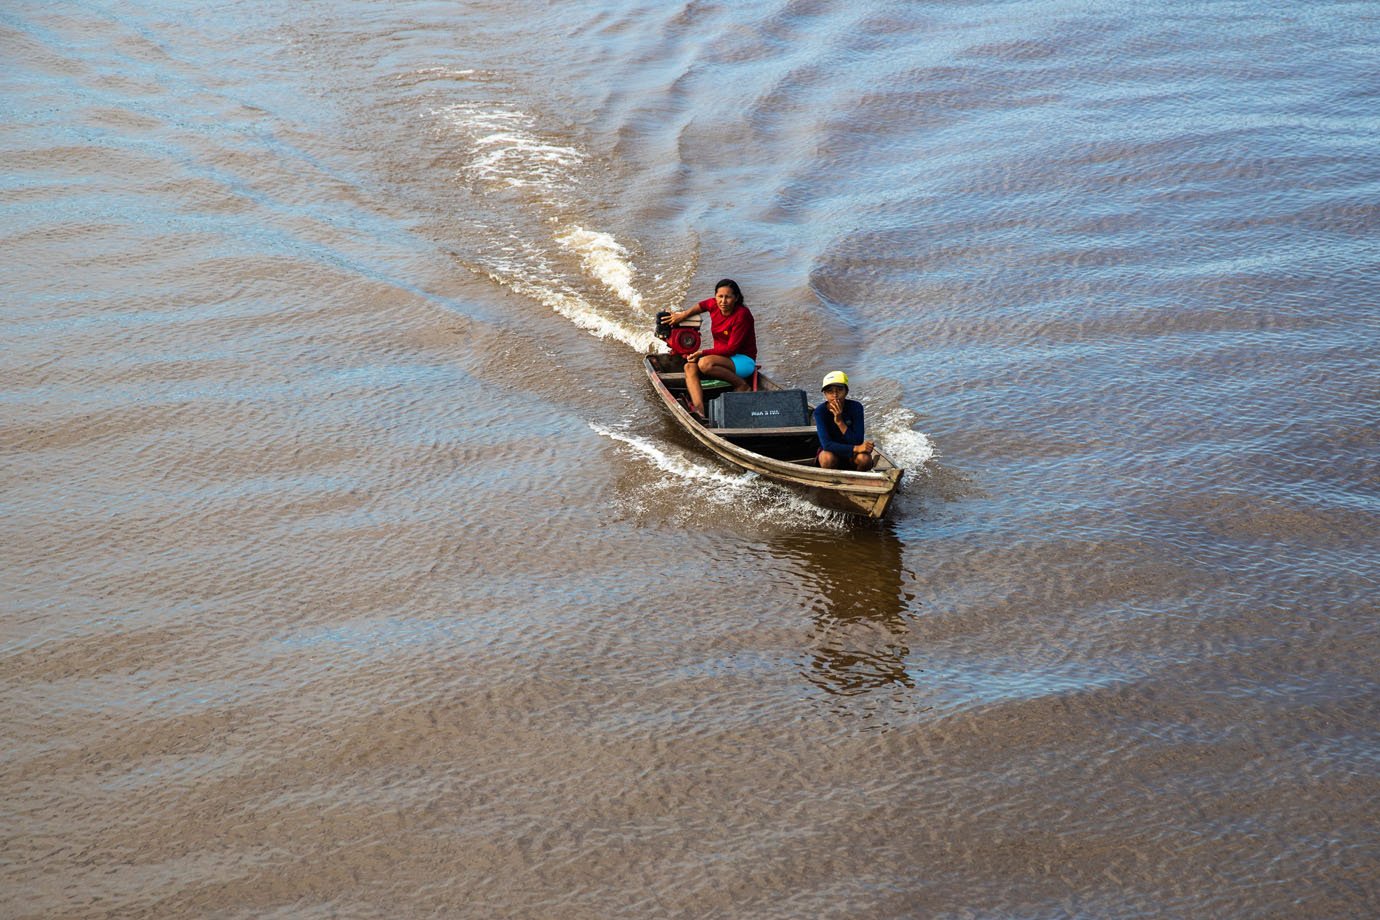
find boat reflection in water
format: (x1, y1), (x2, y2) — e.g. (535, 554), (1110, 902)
(775, 527), (916, 697)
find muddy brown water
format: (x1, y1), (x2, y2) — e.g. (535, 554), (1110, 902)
(3, 1), (1377, 916)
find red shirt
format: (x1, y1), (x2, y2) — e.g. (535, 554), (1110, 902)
(697, 296), (757, 360)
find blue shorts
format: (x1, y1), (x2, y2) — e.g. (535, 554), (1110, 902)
(731, 354), (756, 378)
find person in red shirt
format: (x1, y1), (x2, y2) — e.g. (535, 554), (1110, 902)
(663, 278), (758, 419)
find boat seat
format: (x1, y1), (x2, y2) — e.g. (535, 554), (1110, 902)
(659, 367), (761, 390)
(659, 373), (731, 390)
(715, 424), (817, 438)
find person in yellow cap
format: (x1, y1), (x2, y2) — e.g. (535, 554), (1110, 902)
(814, 371), (876, 471)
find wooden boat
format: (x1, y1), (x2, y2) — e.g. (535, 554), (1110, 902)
(643, 352), (904, 519)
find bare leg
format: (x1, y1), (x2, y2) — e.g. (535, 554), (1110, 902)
(818, 450), (874, 471)
(696, 355), (748, 391)
(684, 360), (706, 415)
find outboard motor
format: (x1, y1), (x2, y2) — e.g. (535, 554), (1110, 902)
(654, 311), (701, 357)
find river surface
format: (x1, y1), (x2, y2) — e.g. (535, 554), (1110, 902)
(3, 1), (1378, 917)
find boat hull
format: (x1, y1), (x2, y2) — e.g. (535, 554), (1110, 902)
(643, 354), (903, 519)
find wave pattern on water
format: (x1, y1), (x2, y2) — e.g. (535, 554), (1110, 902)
(3, 0), (1378, 918)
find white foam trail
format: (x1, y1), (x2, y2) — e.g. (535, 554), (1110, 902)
(871, 407), (935, 483)
(407, 67), (477, 78)
(395, 67), (483, 89)
(431, 103), (584, 195)
(591, 423), (850, 529)
(485, 269), (656, 350)
(594, 423), (750, 486)
(430, 101), (659, 350)
(556, 226), (643, 311)
(480, 234), (658, 351)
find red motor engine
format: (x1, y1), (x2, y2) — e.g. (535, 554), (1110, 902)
(654, 311), (701, 357)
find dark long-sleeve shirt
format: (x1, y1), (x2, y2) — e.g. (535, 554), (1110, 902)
(813, 399), (865, 458)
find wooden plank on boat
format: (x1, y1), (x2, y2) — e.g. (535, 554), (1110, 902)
(714, 424), (817, 438)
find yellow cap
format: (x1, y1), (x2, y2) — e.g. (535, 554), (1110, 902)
(821, 371), (849, 390)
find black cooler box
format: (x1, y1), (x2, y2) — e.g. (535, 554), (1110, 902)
(709, 389), (811, 429)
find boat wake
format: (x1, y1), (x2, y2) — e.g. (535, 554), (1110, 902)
(421, 84), (675, 353)
(870, 407), (936, 482)
(556, 227), (644, 313)
(590, 423), (852, 530)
